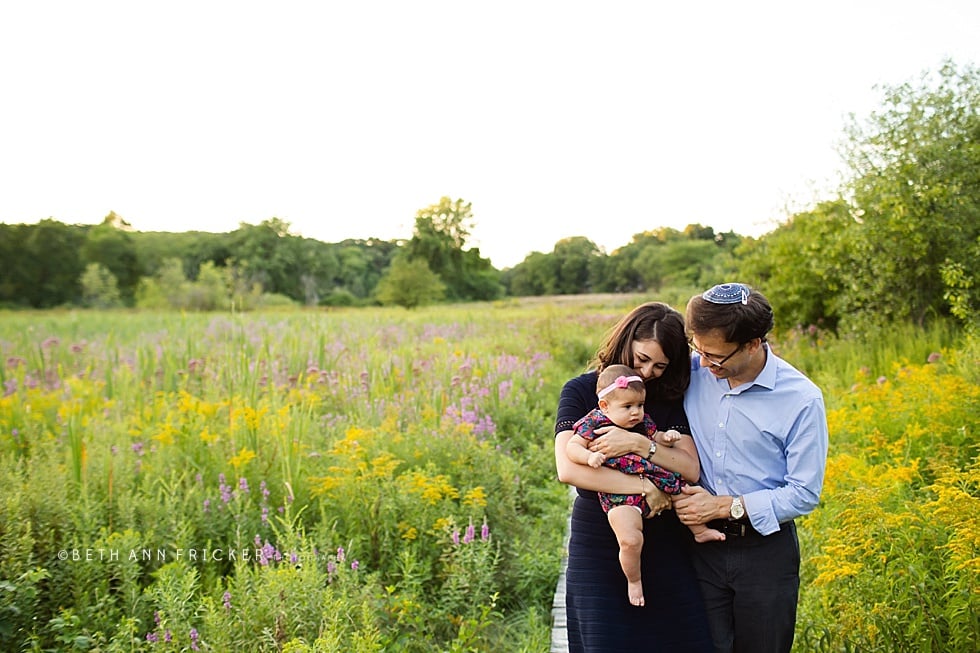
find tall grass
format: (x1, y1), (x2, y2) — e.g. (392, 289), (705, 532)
(0, 300), (635, 651)
(0, 299), (975, 651)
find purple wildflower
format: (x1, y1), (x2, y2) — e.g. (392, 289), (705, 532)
(452, 530), (460, 545)
(337, 546), (345, 562)
(481, 521), (490, 541)
(351, 560), (359, 571)
(239, 477), (249, 493)
(260, 541), (278, 564)
(146, 632), (158, 643)
(189, 628), (200, 650)
(463, 524), (475, 544)
(219, 477), (233, 504)
(223, 591), (232, 610)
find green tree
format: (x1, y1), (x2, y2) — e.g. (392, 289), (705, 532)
(0, 223), (30, 305)
(737, 199), (853, 330)
(601, 230), (680, 293)
(838, 59), (980, 330)
(229, 219), (297, 297)
(23, 220), (87, 307)
(186, 262), (229, 310)
(136, 257), (190, 309)
(81, 217), (140, 304)
(131, 230), (233, 280)
(551, 237), (602, 294)
(644, 239), (720, 289)
(504, 251), (557, 296)
(402, 197), (502, 301)
(375, 256), (445, 308)
(80, 263), (122, 308)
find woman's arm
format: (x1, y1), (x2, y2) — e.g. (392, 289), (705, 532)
(556, 429), (670, 512)
(587, 425), (701, 483)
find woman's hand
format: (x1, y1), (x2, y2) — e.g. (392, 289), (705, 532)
(644, 482), (671, 516)
(588, 425), (648, 458)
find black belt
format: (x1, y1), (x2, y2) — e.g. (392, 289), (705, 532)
(707, 519), (759, 538)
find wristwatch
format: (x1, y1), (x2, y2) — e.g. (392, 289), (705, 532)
(646, 441), (657, 461)
(729, 496), (745, 520)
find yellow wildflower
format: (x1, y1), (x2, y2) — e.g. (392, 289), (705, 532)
(229, 447), (256, 469)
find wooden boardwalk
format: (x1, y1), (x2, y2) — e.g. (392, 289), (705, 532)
(550, 539), (569, 653)
(550, 494), (573, 653)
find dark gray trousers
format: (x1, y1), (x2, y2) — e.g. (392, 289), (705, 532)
(690, 520), (800, 653)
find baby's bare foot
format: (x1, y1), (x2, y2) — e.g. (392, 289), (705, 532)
(692, 526), (726, 543)
(627, 580), (645, 606)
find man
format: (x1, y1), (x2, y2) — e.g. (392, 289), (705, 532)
(673, 282), (829, 653)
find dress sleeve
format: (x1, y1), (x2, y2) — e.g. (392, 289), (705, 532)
(642, 414), (658, 437)
(555, 373), (597, 436)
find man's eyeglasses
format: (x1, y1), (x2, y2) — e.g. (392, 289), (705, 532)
(689, 342), (744, 368)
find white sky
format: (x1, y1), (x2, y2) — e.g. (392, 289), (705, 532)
(1, 1), (978, 269)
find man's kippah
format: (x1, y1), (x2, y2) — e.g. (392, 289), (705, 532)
(702, 283), (750, 305)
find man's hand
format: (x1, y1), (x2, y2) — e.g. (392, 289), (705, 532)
(672, 485), (722, 526)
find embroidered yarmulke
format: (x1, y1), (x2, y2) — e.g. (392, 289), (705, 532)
(702, 283), (750, 305)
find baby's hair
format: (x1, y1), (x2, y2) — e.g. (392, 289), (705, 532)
(596, 364), (646, 398)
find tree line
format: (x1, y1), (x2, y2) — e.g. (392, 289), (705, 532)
(1, 60), (976, 335)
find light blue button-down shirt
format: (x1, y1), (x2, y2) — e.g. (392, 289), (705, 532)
(684, 345), (829, 535)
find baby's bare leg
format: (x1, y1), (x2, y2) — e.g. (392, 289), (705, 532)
(607, 505), (646, 606)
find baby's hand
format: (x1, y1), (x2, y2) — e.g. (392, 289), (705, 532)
(587, 451), (607, 468)
(655, 429), (682, 447)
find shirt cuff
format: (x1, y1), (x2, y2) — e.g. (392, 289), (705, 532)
(743, 490), (780, 535)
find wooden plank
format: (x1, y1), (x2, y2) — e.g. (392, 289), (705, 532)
(550, 492), (573, 653)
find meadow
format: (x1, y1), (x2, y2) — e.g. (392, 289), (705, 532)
(0, 296), (977, 652)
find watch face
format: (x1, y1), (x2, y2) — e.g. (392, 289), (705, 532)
(730, 498), (745, 519)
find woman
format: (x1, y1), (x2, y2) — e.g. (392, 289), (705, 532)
(554, 302), (712, 653)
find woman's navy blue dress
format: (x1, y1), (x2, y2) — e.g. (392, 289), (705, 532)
(556, 372), (713, 653)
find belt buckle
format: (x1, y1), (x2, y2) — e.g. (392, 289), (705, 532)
(726, 521), (747, 537)
(712, 519), (748, 537)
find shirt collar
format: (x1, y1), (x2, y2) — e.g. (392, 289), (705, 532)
(718, 342), (776, 393)
(748, 343), (777, 390)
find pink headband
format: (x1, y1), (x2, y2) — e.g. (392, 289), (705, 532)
(597, 375), (643, 399)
